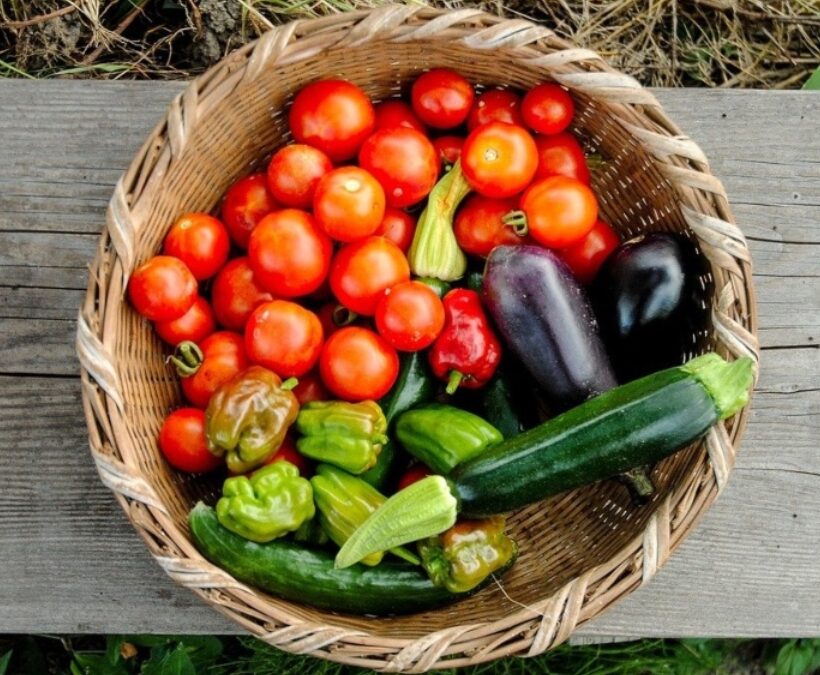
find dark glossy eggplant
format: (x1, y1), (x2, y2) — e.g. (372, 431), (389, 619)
(482, 245), (617, 411)
(591, 233), (708, 382)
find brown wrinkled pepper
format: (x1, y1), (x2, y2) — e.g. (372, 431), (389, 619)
(205, 365), (299, 474)
(418, 516), (517, 593)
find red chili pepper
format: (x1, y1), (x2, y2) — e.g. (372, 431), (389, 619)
(429, 289), (501, 394)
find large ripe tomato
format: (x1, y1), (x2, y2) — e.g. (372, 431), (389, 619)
(128, 255), (197, 322)
(158, 408), (222, 473)
(558, 219), (620, 285)
(329, 237), (410, 316)
(221, 174), (278, 249)
(266, 144), (333, 209)
(319, 326), (399, 401)
(461, 122), (538, 198)
(245, 300), (323, 377)
(397, 464), (433, 490)
(432, 135), (464, 171)
(163, 212), (230, 280)
(313, 167), (386, 242)
(248, 209), (332, 297)
(411, 69), (474, 129)
(534, 132), (590, 184)
(375, 208), (416, 252)
(374, 99), (426, 133)
(467, 89), (524, 132)
(517, 176), (598, 248)
(154, 296), (216, 345)
(522, 83), (575, 135)
(211, 257), (273, 331)
(289, 79), (375, 162)
(292, 369), (331, 406)
(358, 127), (439, 208)
(454, 194), (525, 257)
(375, 281), (445, 352)
(180, 331), (248, 409)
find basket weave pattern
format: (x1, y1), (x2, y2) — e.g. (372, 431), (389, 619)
(77, 6), (759, 671)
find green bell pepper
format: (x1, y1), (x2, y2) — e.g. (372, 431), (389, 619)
(216, 461), (314, 543)
(395, 404), (503, 474)
(296, 400), (388, 474)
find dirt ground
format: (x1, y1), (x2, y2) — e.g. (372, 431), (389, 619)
(1, 0), (818, 87)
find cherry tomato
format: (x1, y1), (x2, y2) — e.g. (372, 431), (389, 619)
(221, 174), (278, 249)
(534, 132), (590, 184)
(374, 99), (426, 133)
(319, 326), (399, 401)
(263, 435), (311, 476)
(558, 219), (620, 285)
(163, 213), (230, 281)
(411, 69), (474, 129)
(467, 89), (524, 132)
(266, 144), (333, 209)
(248, 209), (333, 297)
(315, 302), (356, 338)
(313, 167), (386, 242)
(181, 331), (248, 409)
(454, 194), (525, 257)
(292, 370), (331, 406)
(432, 135), (464, 170)
(330, 236), (410, 316)
(359, 127), (438, 208)
(245, 300), (323, 377)
(397, 464), (433, 490)
(154, 296), (216, 345)
(158, 408), (222, 473)
(517, 176), (598, 248)
(128, 255), (197, 322)
(461, 122), (538, 198)
(522, 83), (575, 135)
(289, 79), (375, 162)
(211, 257), (273, 331)
(375, 208), (416, 252)
(375, 281), (445, 352)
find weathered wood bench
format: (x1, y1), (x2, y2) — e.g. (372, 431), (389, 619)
(0, 82), (817, 640)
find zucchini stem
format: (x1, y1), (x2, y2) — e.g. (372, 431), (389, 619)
(682, 354), (755, 419)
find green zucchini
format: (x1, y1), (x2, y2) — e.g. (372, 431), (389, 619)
(189, 503), (497, 615)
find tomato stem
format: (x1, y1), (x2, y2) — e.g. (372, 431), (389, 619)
(169, 341), (203, 377)
(332, 305), (357, 327)
(502, 210), (529, 237)
(445, 370), (464, 395)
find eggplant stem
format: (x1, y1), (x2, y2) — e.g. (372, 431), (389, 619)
(168, 341), (203, 377)
(502, 210), (529, 237)
(445, 370), (464, 395)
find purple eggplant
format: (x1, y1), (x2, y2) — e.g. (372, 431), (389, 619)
(482, 245), (617, 411)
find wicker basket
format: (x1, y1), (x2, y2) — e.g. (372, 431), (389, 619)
(77, 5), (759, 671)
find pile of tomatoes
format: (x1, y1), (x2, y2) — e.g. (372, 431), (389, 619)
(128, 69), (620, 474)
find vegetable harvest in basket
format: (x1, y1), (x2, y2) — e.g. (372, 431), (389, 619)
(127, 69), (755, 616)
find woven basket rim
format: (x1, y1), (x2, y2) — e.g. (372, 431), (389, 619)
(77, 5), (760, 671)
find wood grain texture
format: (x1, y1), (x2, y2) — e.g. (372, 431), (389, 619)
(0, 83), (817, 637)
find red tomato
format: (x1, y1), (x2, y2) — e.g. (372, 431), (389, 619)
(245, 300), (323, 377)
(375, 281), (445, 352)
(432, 135), (464, 170)
(266, 144), (333, 209)
(461, 122), (538, 198)
(358, 128), (439, 208)
(263, 435), (312, 476)
(398, 464), (433, 491)
(558, 219), (620, 285)
(211, 257), (273, 331)
(292, 370), (331, 406)
(289, 79), (375, 162)
(330, 237), (410, 316)
(518, 176), (598, 248)
(411, 69), (474, 129)
(454, 195), (525, 257)
(128, 255), (197, 322)
(163, 213), (230, 281)
(374, 99), (426, 133)
(467, 89), (524, 132)
(158, 408), (222, 473)
(375, 208), (416, 252)
(319, 327), (399, 401)
(522, 83), (575, 135)
(248, 209), (332, 297)
(180, 331), (248, 409)
(313, 167), (386, 242)
(154, 296), (216, 345)
(221, 174), (278, 249)
(534, 132), (590, 184)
